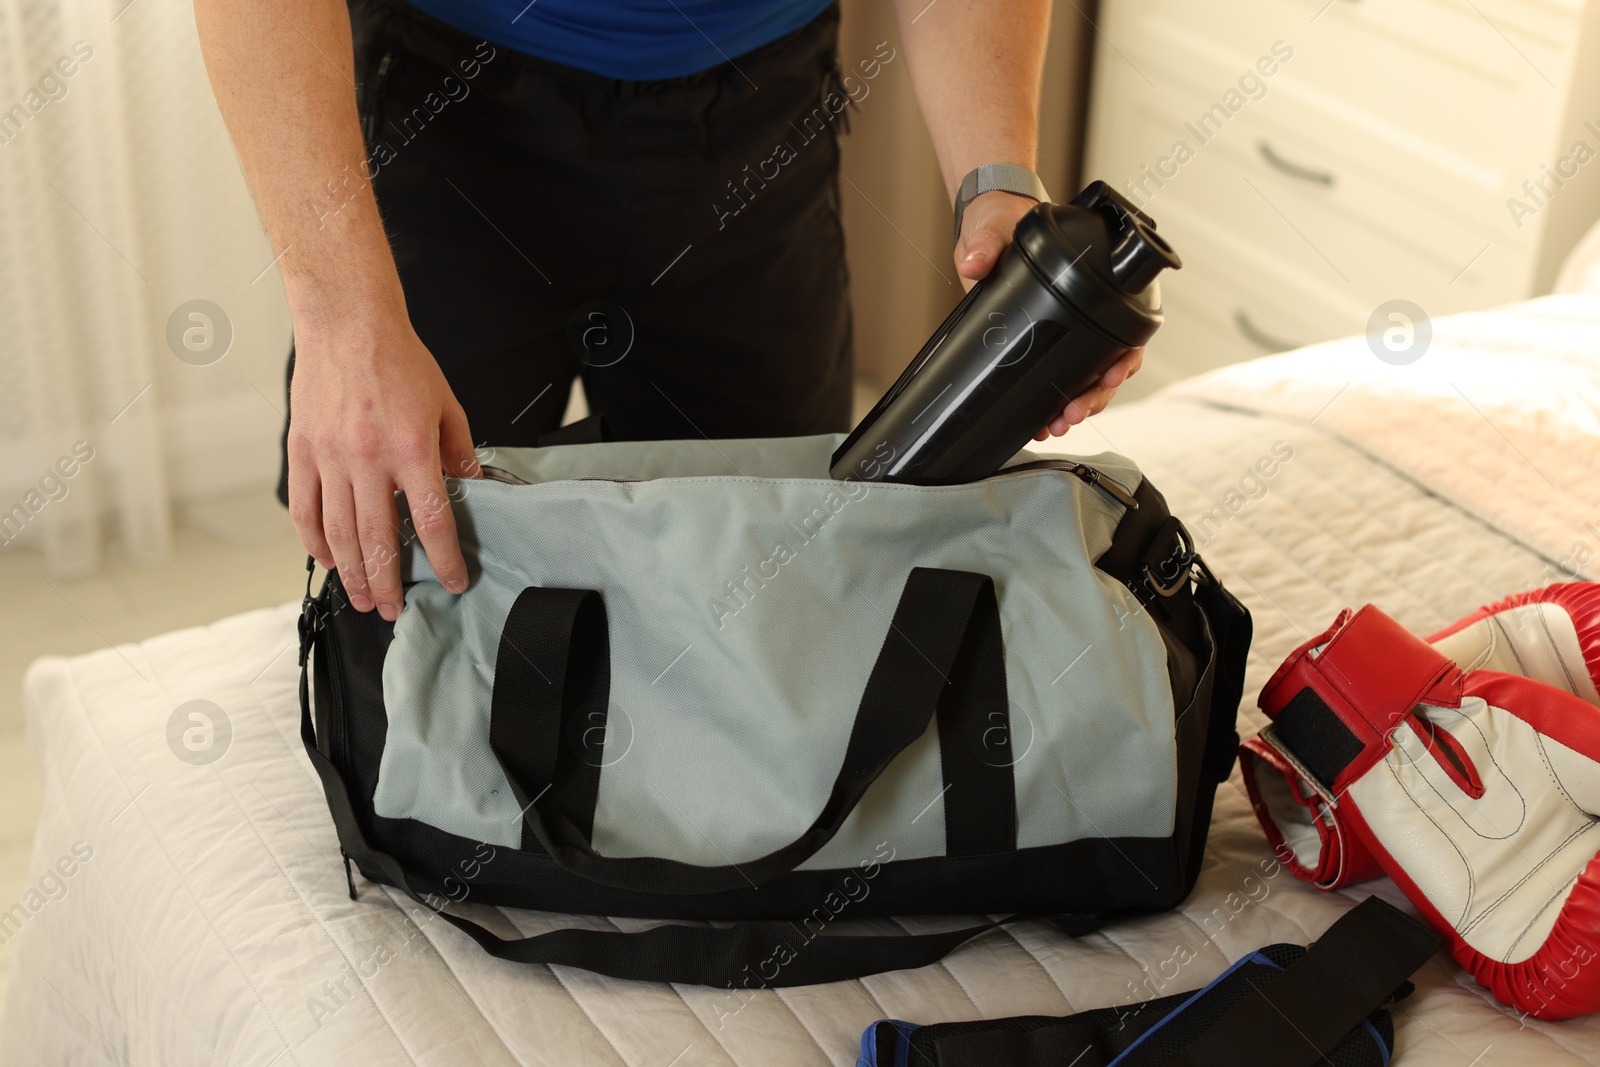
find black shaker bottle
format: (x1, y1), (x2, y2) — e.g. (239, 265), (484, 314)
(829, 181), (1181, 484)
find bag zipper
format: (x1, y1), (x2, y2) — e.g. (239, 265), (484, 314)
(995, 459), (1140, 509)
(323, 609), (351, 771)
(478, 459), (1138, 509)
(304, 589), (352, 771)
(480, 466), (535, 486)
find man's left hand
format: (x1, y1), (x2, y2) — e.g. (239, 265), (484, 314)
(954, 189), (1144, 441)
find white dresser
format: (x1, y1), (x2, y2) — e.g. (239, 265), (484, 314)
(1084, 0), (1600, 396)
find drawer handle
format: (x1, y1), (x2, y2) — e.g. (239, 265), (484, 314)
(1258, 141), (1335, 187)
(1234, 309), (1302, 353)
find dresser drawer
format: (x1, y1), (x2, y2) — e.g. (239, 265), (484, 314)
(1123, 0), (1571, 208)
(1137, 220), (1367, 392)
(1109, 82), (1531, 314)
(1089, 0), (1600, 388)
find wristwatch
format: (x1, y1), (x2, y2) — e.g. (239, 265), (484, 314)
(953, 163), (1051, 243)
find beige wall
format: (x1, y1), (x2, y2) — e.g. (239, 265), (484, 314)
(837, 2), (1097, 389)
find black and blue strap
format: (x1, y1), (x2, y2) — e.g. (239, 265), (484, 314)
(857, 896), (1440, 1067)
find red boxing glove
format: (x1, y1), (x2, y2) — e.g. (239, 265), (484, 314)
(1241, 583), (1600, 890)
(1426, 583), (1600, 700)
(1247, 583), (1600, 1020)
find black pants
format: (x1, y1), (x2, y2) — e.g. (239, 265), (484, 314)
(278, 0), (854, 502)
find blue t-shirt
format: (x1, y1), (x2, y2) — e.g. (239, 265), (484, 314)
(403, 0), (835, 80)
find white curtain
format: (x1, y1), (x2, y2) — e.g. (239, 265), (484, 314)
(0, 0), (291, 578)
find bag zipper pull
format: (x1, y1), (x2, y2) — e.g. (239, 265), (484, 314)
(1064, 463), (1139, 510)
(993, 458), (1139, 510)
(479, 465), (528, 485)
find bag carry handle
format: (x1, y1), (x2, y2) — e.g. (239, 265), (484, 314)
(488, 566), (1010, 896)
(296, 561), (1251, 986)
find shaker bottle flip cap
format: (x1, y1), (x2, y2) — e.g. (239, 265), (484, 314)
(1012, 180), (1182, 345)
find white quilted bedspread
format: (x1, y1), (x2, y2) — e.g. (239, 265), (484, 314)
(8, 295), (1600, 1066)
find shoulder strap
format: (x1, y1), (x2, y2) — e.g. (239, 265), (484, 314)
(935, 1023), (1112, 1067)
(1168, 896), (1439, 1067)
(867, 897), (1438, 1067)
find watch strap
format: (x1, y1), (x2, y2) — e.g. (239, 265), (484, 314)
(954, 163), (1050, 243)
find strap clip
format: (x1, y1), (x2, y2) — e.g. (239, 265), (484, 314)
(1143, 518), (1199, 598)
(298, 559), (324, 669)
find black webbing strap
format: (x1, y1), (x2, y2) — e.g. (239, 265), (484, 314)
(489, 586), (608, 842)
(1171, 897), (1441, 1067)
(1194, 568), (1250, 788)
(934, 578), (1016, 856)
(936, 1023), (1109, 1067)
(487, 568), (1011, 895)
(892, 897), (1435, 1067)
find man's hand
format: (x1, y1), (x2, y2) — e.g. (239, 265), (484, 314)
(954, 189), (1037, 291)
(194, 0), (483, 618)
(954, 189), (1144, 440)
(287, 309), (479, 622)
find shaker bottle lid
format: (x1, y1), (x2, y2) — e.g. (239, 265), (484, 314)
(1013, 180), (1183, 348)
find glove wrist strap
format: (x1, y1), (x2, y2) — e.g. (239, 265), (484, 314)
(1261, 605), (1459, 793)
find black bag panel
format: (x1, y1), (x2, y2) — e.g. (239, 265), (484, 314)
(313, 575), (394, 813)
(1096, 475), (1248, 905)
(1097, 477), (1205, 663)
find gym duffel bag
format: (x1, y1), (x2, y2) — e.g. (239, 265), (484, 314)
(295, 426), (1252, 987)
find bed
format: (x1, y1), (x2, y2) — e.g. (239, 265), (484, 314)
(7, 293), (1600, 1066)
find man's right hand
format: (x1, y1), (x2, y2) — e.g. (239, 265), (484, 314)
(286, 310), (479, 622)
(193, 0), (479, 619)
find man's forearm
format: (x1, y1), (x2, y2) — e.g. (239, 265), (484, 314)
(193, 0), (402, 333)
(892, 0), (1051, 202)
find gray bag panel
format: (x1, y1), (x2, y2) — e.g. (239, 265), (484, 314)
(377, 436), (1177, 869)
